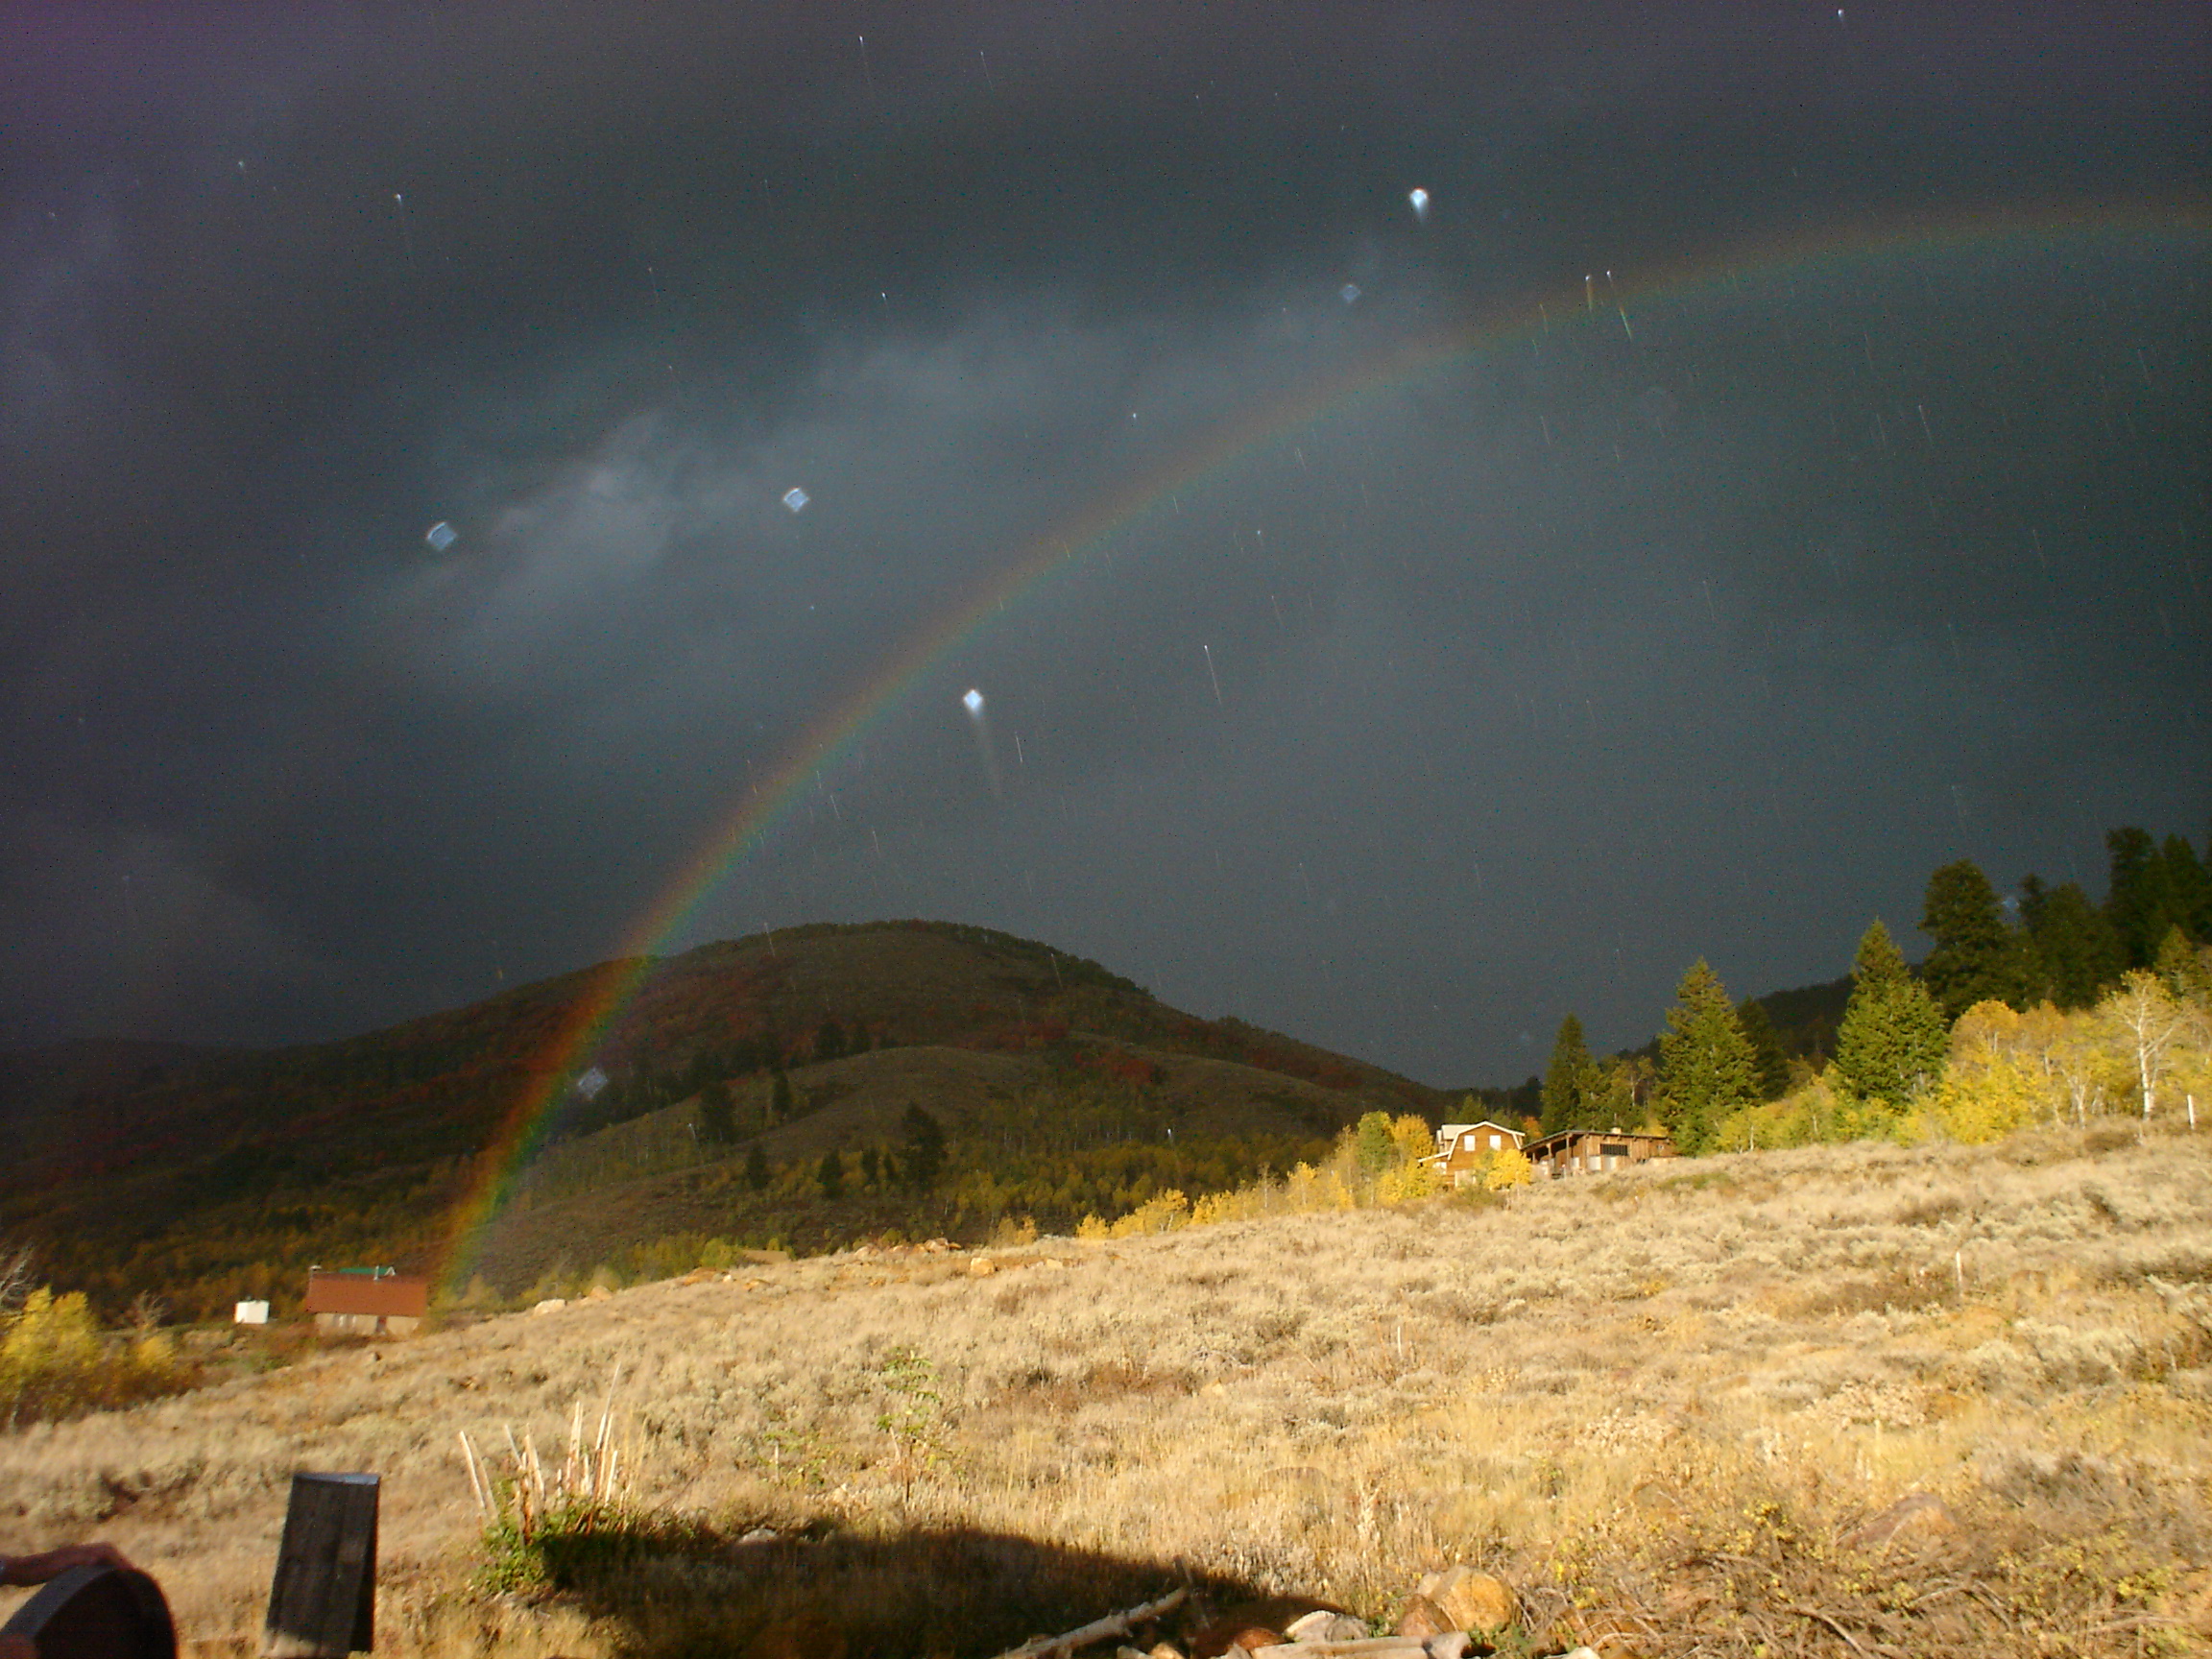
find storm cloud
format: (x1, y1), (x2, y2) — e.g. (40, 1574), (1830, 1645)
(2, 3), (2205, 1079)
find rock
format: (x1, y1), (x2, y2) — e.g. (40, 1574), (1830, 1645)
(1201, 1627), (1280, 1659)
(1846, 1491), (1960, 1550)
(1393, 1595), (1452, 1640)
(1430, 1567), (1516, 1634)
(1190, 1597), (1343, 1658)
(680, 1267), (715, 1286)
(1149, 1646), (1187, 1659)
(1541, 1619), (1646, 1658)
(1285, 1611), (1367, 1642)
(970, 1258), (998, 1277)
(587, 1283), (613, 1301)
(738, 1612), (847, 1659)
(530, 1298), (566, 1315)
(1424, 1637), (1472, 1659)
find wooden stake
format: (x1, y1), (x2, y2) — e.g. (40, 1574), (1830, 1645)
(989, 1587), (1187, 1659)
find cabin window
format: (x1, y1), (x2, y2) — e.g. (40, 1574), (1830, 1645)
(1489, 1134), (1503, 1149)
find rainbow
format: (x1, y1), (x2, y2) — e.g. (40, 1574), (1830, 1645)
(437, 196), (2207, 1284)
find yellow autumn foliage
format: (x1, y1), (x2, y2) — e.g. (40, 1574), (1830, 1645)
(1923, 1053), (2050, 1144)
(1479, 1144), (1534, 1190)
(0, 1286), (190, 1427)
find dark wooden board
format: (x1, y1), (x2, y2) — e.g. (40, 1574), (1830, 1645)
(262, 1472), (379, 1657)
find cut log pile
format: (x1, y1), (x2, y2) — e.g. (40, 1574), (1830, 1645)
(990, 1566), (1625, 1659)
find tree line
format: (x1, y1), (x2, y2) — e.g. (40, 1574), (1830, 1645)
(1541, 823), (2212, 1153)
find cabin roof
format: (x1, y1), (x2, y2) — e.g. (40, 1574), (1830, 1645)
(304, 1269), (429, 1317)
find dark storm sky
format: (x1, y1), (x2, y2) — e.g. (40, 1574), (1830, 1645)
(2, 4), (2206, 1082)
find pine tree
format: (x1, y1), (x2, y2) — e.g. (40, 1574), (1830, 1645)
(697, 1079), (735, 1145)
(2153, 925), (2212, 1007)
(1919, 858), (2030, 1019)
(1831, 920), (1948, 1108)
(901, 1105), (946, 1190)
(2161, 833), (2212, 940)
(1584, 1057), (1646, 1130)
(2104, 827), (2171, 968)
(1656, 959), (1759, 1155)
(1541, 1014), (1595, 1133)
(1735, 998), (1791, 1101)
(817, 1150), (844, 1200)
(768, 1069), (794, 1125)
(743, 1144), (770, 1191)
(1354, 1111), (1397, 1174)
(2021, 876), (2124, 1007)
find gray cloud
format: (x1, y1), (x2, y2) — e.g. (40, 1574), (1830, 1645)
(0, 3), (2204, 1075)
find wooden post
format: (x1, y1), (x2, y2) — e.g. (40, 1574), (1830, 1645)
(264, 1473), (379, 1657)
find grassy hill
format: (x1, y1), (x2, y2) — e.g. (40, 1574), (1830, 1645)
(0, 921), (1445, 1314)
(3, 1121), (2204, 1658)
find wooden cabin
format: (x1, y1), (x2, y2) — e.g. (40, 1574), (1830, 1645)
(1526, 1127), (1676, 1180)
(303, 1268), (428, 1336)
(1425, 1120), (1527, 1188)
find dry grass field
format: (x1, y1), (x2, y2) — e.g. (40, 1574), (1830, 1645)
(5, 1121), (2210, 1657)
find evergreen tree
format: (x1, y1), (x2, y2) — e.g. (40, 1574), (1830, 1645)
(1584, 1057), (1646, 1130)
(1832, 920), (1948, 1107)
(817, 1150), (844, 1200)
(743, 1144), (770, 1191)
(2162, 833), (2212, 940)
(901, 1105), (946, 1190)
(2104, 827), (2170, 968)
(814, 1019), (847, 1063)
(697, 1079), (735, 1145)
(1354, 1111), (1396, 1174)
(768, 1069), (794, 1125)
(1735, 998), (1791, 1101)
(1656, 959), (1759, 1155)
(1919, 858), (2027, 1019)
(2020, 876), (2123, 1008)
(2154, 925), (2212, 1007)
(1541, 1014), (1595, 1133)
(859, 1146), (881, 1189)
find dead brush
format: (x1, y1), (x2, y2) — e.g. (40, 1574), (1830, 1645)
(1785, 1263), (1950, 1319)
(455, 1367), (661, 1592)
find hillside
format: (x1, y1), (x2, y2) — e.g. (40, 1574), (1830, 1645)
(0, 921), (1445, 1313)
(3, 1122), (2205, 1658)
(0, 1038), (225, 1165)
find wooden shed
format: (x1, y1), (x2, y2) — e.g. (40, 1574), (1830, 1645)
(303, 1268), (428, 1336)
(1526, 1128), (1676, 1180)
(1425, 1120), (1527, 1189)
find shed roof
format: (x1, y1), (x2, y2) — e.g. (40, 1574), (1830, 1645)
(304, 1270), (429, 1317)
